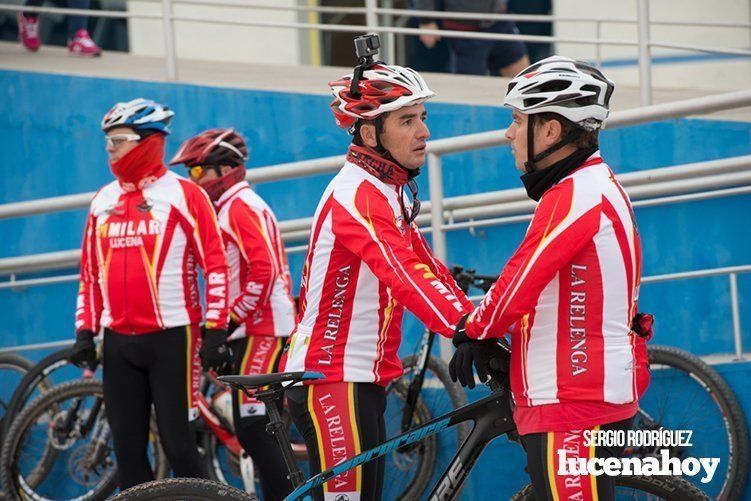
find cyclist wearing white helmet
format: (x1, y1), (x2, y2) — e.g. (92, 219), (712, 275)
(282, 37), (473, 500)
(449, 56), (651, 500)
(70, 98), (229, 489)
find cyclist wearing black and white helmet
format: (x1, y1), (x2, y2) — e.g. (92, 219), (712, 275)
(450, 56), (651, 500)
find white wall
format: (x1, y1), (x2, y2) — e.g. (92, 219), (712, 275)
(553, 0), (751, 62)
(127, 0), (305, 65)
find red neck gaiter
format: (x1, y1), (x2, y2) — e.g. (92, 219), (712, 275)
(110, 133), (167, 192)
(346, 145), (412, 186)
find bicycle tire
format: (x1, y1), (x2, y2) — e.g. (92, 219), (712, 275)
(511, 474), (710, 500)
(400, 354), (470, 446)
(1, 379), (167, 501)
(111, 477), (256, 501)
(1, 349), (70, 439)
(0, 354), (35, 437)
(384, 374), (437, 500)
(645, 345), (749, 501)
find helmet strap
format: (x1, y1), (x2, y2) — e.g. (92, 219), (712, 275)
(523, 115), (587, 173)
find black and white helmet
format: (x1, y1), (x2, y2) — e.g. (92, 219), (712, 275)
(504, 56), (615, 131)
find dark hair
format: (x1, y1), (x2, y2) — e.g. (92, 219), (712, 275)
(352, 114), (386, 146)
(534, 112), (599, 149)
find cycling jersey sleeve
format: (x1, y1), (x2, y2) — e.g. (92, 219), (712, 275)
(182, 182), (229, 330)
(465, 180), (601, 340)
(226, 199), (278, 323)
(410, 228), (474, 311)
(333, 182), (471, 337)
(75, 211), (103, 334)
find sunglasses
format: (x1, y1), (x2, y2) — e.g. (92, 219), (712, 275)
(188, 165), (222, 181)
(104, 133), (141, 149)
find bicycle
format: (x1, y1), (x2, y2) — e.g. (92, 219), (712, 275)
(0, 353), (36, 445)
(0, 379), (168, 501)
(2, 347), (93, 441)
(451, 266), (749, 500)
(112, 365), (710, 500)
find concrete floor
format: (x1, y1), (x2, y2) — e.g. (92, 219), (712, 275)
(1, 41), (750, 122)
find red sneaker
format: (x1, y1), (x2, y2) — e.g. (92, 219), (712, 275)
(67, 29), (102, 57)
(17, 13), (41, 52)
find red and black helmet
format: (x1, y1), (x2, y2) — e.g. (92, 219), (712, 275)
(169, 128), (248, 167)
(328, 64), (435, 131)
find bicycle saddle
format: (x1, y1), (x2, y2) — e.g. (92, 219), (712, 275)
(218, 371), (324, 390)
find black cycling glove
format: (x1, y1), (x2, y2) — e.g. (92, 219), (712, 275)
(69, 330), (98, 370)
(200, 328), (233, 375)
(449, 314), (510, 389)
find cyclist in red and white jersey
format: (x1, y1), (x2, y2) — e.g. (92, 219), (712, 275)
(281, 61), (473, 500)
(69, 99), (230, 489)
(449, 57), (651, 500)
(171, 128), (295, 499)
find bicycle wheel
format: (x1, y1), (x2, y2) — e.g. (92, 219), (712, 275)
(1, 349), (74, 439)
(512, 474), (710, 500)
(111, 477), (256, 500)
(634, 345), (749, 500)
(0, 379), (166, 500)
(0, 354), (35, 440)
(399, 354), (470, 445)
(383, 373), (437, 500)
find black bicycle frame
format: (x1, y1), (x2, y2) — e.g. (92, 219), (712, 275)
(400, 327), (436, 433)
(284, 379), (516, 501)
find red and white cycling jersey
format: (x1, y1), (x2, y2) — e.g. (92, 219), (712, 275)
(465, 153), (649, 434)
(282, 149), (472, 385)
(76, 170), (229, 335)
(216, 181), (297, 340)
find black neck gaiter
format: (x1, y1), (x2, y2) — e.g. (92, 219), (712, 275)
(520, 147), (599, 201)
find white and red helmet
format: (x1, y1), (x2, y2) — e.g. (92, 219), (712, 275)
(504, 56), (615, 130)
(328, 64), (435, 130)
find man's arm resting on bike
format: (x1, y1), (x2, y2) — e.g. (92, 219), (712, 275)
(410, 229), (474, 311)
(333, 185), (471, 337)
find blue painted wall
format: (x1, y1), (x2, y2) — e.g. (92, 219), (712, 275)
(1, 70), (751, 499)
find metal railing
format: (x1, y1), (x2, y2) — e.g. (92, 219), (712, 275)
(1, 90), (750, 357)
(2, 0), (751, 104)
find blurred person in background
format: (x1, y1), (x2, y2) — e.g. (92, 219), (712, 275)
(414, 0), (530, 76)
(69, 98), (228, 489)
(508, 0), (553, 62)
(171, 128), (296, 500)
(17, 0), (101, 56)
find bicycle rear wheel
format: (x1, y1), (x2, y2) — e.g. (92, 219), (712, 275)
(0, 353), (35, 441)
(1, 348), (74, 439)
(635, 345), (749, 500)
(384, 372), (437, 500)
(0, 379), (166, 500)
(111, 477), (255, 500)
(512, 474), (710, 500)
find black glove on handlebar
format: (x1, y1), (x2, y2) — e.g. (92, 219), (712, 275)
(69, 330), (98, 371)
(449, 314), (510, 389)
(200, 328), (233, 375)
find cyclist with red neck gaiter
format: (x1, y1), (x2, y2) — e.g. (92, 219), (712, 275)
(171, 128), (296, 500)
(282, 60), (473, 500)
(69, 98), (230, 490)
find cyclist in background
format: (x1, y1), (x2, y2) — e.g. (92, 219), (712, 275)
(171, 128), (295, 500)
(281, 62), (474, 500)
(449, 56), (651, 500)
(69, 98), (230, 490)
